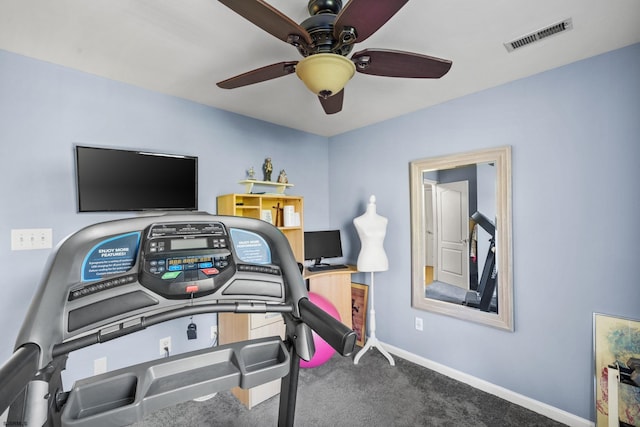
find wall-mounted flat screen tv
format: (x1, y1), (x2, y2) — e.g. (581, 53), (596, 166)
(75, 145), (198, 212)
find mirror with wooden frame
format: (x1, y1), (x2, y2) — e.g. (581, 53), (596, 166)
(410, 146), (513, 330)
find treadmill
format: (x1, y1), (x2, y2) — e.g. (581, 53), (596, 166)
(464, 211), (497, 313)
(0, 213), (356, 426)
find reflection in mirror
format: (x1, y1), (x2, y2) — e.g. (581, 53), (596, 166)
(410, 147), (513, 330)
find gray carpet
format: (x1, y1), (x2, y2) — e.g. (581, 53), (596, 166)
(133, 349), (566, 427)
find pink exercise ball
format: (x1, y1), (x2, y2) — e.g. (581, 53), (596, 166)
(300, 292), (341, 369)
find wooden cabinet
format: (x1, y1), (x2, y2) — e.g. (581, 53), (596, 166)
(216, 193), (303, 408)
(217, 193), (304, 262)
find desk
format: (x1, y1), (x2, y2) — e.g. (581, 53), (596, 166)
(304, 265), (357, 329)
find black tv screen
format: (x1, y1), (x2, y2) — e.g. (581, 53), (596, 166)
(75, 145), (198, 212)
(304, 230), (343, 264)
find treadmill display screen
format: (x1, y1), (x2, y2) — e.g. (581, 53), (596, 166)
(170, 238), (208, 250)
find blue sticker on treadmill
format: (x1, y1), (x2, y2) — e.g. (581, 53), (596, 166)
(229, 229), (271, 264)
(81, 232), (141, 281)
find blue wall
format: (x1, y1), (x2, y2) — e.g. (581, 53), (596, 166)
(0, 50), (330, 382)
(329, 43), (640, 420)
(1, 43), (639, 421)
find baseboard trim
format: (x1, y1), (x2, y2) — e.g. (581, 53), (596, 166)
(382, 342), (593, 427)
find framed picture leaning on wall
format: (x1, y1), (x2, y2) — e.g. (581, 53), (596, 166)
(593, 313), (640, 426)
(351, 283), (368, 347)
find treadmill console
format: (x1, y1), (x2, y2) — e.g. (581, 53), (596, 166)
(138, 221), (235, 299)
(63, 217), (286, 338)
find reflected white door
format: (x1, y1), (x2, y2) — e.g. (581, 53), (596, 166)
(436, 181), (469, 289)
(423, 183), (436, 268)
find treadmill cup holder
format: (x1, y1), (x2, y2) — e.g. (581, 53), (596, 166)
(64, 374), (138, 421)
(238, 338), (289, 389)
(61, 337), (288, 427)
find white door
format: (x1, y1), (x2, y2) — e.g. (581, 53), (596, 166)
(436, 181), (469, 289)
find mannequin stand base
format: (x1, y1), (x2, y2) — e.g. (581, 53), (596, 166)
(353, 336), (395, 366)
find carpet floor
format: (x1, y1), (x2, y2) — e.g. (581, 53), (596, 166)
(133, 348), (566, 427)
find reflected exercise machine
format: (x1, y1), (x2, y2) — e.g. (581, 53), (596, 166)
(0, 213), (356, 426)
(464, 211), (497, 312)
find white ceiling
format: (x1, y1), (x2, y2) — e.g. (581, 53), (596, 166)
(1, 0), (639, 137)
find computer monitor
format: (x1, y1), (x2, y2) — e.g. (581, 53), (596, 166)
(304, 230), (343, 266)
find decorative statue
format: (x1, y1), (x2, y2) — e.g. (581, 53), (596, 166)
(277, 169), (288, 184)
(263, 157), (273, 181)
(247, 166), (255, 180)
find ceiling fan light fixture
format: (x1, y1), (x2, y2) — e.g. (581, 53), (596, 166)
(295, 53), (355, 98)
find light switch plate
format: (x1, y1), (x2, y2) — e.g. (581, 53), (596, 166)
(11, 228), (53, 250)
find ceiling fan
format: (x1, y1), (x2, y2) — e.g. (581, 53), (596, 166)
(216, 0), (452, 114)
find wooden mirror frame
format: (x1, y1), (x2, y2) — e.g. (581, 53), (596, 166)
(410, 146), (513, 330)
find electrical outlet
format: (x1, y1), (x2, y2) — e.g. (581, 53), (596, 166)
(11, 228), (53, 251)
(415, 317), (423, 331)
(159, 336), (172, 356)
(210, 326), (218, 341)
(94, 357), (107, 375)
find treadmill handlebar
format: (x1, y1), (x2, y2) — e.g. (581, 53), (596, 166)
(0, 343), (40, 415)
(298, 298), (356, 357)
(471, 211), (495, 236)
(52, 302), (296, 358)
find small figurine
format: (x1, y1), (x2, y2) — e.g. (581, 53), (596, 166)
(277, 169), (288, 184)
(247, 166), (255, 180)
(263, 157), (273, 181)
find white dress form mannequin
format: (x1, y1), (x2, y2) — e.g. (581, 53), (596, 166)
(353, 195), (395, 366)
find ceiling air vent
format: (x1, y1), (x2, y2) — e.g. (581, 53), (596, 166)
(504, 18), (573, 52)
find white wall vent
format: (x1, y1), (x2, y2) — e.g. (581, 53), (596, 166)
(504, 18), (573, 52)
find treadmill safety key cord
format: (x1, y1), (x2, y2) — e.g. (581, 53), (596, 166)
(187, 289), (197, 340)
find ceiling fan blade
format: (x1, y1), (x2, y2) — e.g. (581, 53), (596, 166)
(319, 90), (344, 114)
(352, 49), (452, 78)
(219, 0), (312, 47)
(333, 0), (408, 43)
(217, 61), (298, 89)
